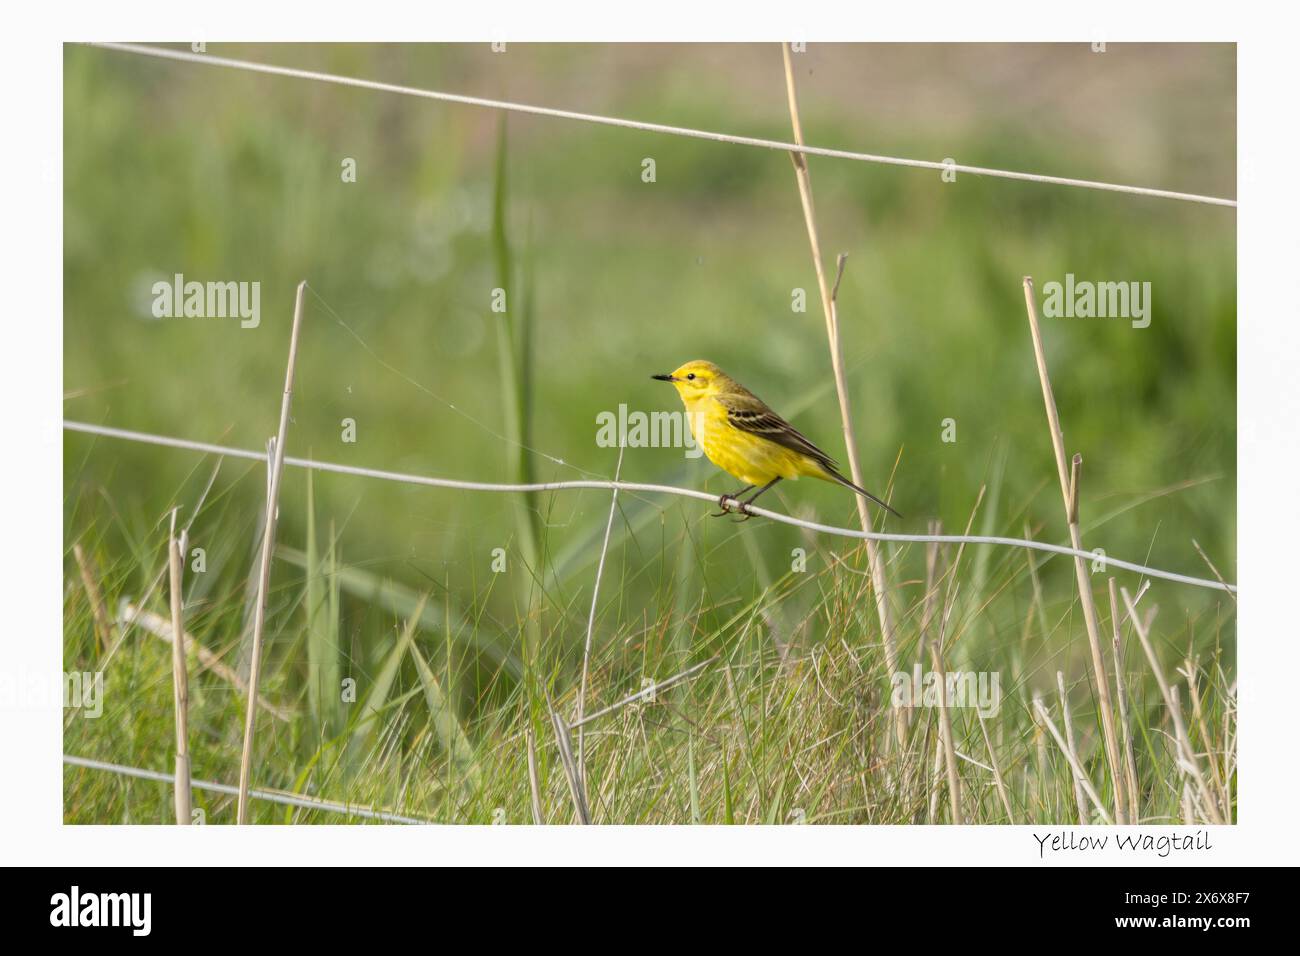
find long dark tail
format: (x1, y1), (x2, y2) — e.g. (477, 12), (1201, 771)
(823, 465), (902, 519)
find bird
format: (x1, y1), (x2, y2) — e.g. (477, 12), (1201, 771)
(652, 359), (901, 519)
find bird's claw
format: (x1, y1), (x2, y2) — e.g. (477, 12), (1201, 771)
(710, 495), (754, 519)
(710, 494), (737, 517)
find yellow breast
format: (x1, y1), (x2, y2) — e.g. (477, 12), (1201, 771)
(686, 397), (805, 487)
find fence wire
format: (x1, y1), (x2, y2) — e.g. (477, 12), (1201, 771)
(64, 420), (1236, 593)
(68, 44), (1236, 594)
(63, 754), (430, 824)
(90, 42), (1236, 207)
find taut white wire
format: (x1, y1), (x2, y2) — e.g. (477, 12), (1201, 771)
(88, 42), (1236, 208)
(63, 754), (430, 824)
(63, 419), (1237, 593)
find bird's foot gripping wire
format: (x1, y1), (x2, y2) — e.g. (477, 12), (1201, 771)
(710, 494), (755, 519)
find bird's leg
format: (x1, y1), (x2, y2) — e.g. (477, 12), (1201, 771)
(711, 485), (755, 517)
(734, 478), (782, 520)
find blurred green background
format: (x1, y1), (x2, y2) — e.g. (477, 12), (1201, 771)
(63, 41), (1235, 675)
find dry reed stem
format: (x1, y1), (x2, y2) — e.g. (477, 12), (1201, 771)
(929, 641), (963, 824)
(118, 602), (294, 721)
(976, 709), (1016, 823)
(927, 733), (944, 824)
(923, 493), (980, 820)
(1220, 687), (1237, 812)
(526, 726), (544, 825)
(167, 509), (191, 824)
(925, 575), (963, 824)
(1107, 578), (1141, 822)
(1032, 696), (1113, 824)
(1183, 657), (1226, 806)
(781, 44), (902, 749)
(1034, 716), (1050, 818)
(73, 543), (112, 654)
(1119, 588), (1225, 824)
(1057, 671), (1088, 824)
(99, 459), (223, 675)
(237, 280), (308, 824)
(908, 524), (942, 803)
(1022, 276), (1127, 824)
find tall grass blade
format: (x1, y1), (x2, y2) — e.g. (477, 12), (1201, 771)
(350, 592), (430, 755)
(304, 471), (342, 734)
(490, 114), (543, 668)
(409, 640), (477, 784)
(278, 545), (522, 678)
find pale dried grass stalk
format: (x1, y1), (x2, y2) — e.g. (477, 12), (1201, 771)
(237, 280), (308, 824)
(118, 601), (294, 722)
(976, 709), (1016, 823)
(781, 44), (902, 748)
(1032, 696), (1113, 824)
(168, 508), (191, 825)
(1107, 578), (1141, 822)
(1057, 671), (1088, 824)
(526, 726), (544, 825)
(1120, 588), (1224, 824)
(928, 631), (963, 824)
(73, 543), (112, 654)
(1022, 276), (1127, 824)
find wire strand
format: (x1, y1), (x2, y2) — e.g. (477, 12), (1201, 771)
(63, 419), (1237, 593)
(63, 754), (430, 824)
(88, 42), (1236, 208)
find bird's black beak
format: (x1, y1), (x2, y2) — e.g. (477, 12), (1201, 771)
(651, 373), (677, 382)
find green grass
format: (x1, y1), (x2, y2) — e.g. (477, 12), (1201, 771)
(62, 451), (1236, 824)
(63, 42), (1236, 824)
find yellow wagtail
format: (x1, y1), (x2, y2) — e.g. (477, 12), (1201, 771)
(653, 359), (901, 519)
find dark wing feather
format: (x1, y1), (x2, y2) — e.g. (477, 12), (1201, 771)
(717, 393), (837, 470)
(719, 390), (902, 517)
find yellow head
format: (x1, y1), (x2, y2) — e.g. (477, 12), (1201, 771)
(651, 360), (734, 402)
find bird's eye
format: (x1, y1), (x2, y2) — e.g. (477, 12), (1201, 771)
(686, 373), (696, 380)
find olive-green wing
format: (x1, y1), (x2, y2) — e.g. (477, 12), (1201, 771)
(716, 392), (837, 471)
(718, 391), (902, 517)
